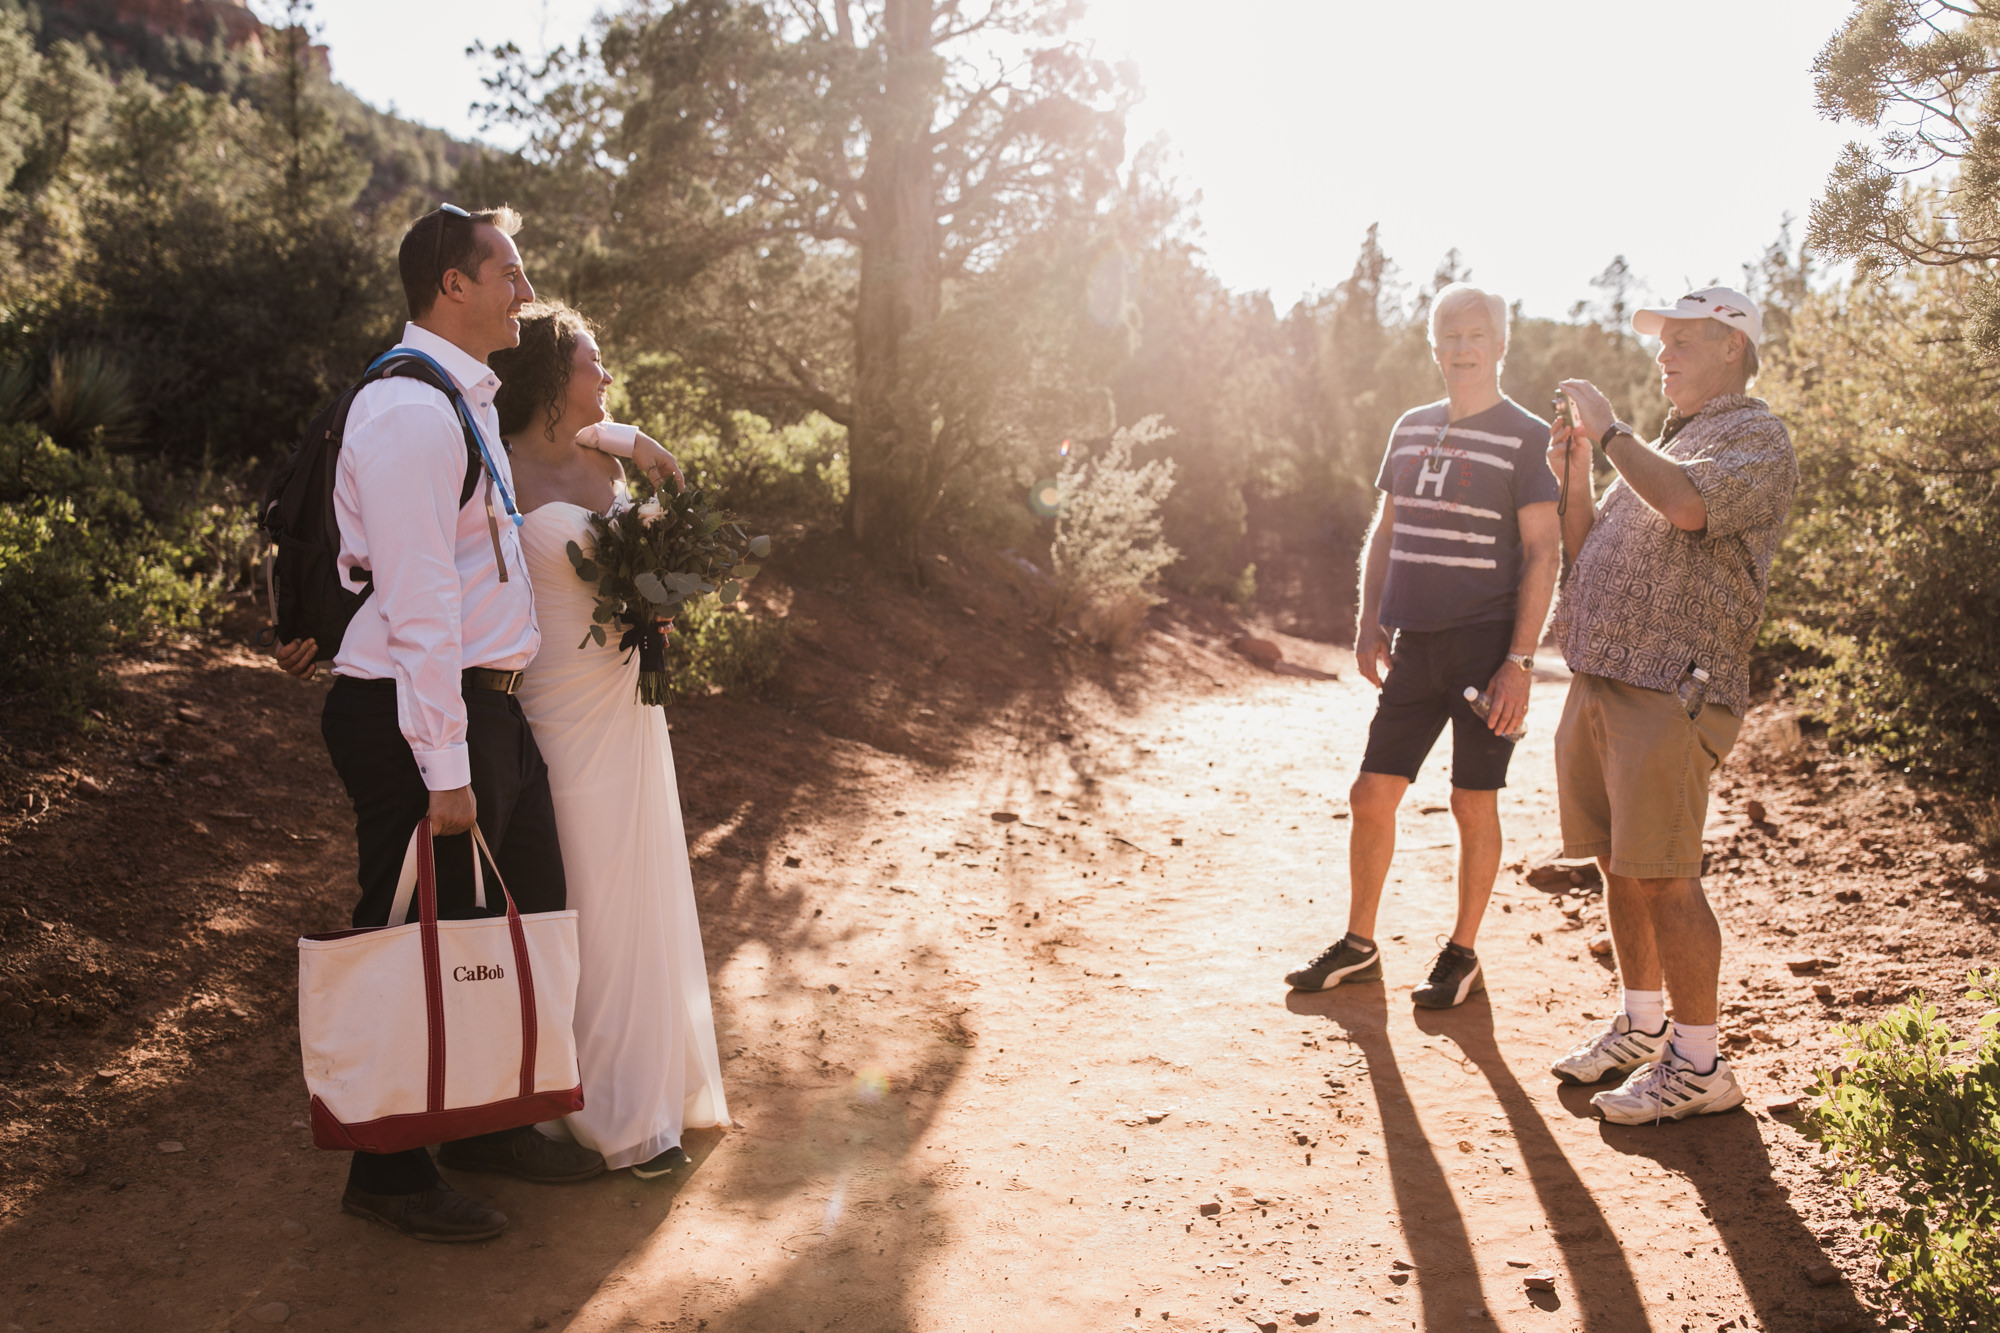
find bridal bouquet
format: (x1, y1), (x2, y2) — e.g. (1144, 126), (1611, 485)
(565, 477), (770, 706)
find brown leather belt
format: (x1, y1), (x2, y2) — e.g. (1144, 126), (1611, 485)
(463, 667), (524, 694)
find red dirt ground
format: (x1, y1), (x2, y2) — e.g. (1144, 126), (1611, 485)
(1, 534), (1995, 1333)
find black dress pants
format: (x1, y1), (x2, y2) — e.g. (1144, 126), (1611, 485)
(321, 675), (567, 1194)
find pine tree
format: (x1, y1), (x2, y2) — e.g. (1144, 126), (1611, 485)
(1809, 0), (2000, 354)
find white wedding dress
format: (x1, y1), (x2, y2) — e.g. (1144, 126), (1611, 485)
(516, 501), (729, 1168)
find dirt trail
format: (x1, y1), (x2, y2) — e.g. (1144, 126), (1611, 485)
(8, 613), (1933, 1333)
(528, 649), (1875, 1333)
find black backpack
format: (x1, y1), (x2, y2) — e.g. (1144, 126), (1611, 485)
(258, 352), (485, 662)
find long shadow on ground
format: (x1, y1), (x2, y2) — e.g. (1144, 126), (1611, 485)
(1583, 1098), (1870, 1333)
(1411, 1001), (1652, 1331)
(1288, 984), (1489, 1331)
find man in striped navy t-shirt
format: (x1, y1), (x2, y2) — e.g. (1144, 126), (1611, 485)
(1286, 283), (1561, 1010)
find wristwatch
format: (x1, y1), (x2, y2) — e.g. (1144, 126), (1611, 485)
(1599, 420), (1635, 450)
(1506, 653), (1534, 672)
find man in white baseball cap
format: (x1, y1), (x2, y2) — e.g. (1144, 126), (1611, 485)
(1537, 284), (1797, 1125)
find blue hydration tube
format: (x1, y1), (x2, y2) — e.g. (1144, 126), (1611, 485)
(366, 346), (526, 528)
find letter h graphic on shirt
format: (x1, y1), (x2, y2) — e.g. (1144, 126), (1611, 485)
(1414, 455), (1453, 498)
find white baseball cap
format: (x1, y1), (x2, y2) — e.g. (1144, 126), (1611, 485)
(1631, 286), (1762, 347)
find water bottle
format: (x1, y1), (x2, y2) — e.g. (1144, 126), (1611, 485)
(1677, 664), (1711, 719)
(1462, 686), (1526, 743)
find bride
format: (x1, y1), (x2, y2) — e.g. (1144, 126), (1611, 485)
(490, 301), (728, 1178)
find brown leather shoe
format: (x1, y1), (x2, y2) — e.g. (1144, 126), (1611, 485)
(341, 1183), (507, 1242)
(437, 1126), (606, 1183)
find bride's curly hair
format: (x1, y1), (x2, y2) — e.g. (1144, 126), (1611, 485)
(491, 300), (598, 439)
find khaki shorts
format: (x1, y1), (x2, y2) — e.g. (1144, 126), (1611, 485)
(1554, 672), (1742, 880)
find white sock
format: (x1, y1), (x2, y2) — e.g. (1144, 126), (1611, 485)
(1669, 1022), (1719, 1072)
(1622, 989), (1667, 1034)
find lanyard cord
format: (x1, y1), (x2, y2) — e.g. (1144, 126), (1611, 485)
(366, 347), (526, 528)
(483, 472), (509, 583)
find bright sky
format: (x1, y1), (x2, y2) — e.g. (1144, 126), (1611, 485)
(315, 0), (1862, 320)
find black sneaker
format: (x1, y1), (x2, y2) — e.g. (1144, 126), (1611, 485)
(631, 1145), (690, 1181)
(1285, 936), (1382, 991)
(1412, 941), (1484, 1009)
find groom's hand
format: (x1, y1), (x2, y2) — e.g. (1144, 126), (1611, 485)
(273, 637), (318, 680)
(429, 785), (477, 837)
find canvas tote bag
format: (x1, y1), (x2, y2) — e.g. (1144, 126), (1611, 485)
(298, 819), (584, 1153)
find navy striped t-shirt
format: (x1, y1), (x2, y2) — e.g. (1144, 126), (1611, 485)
(1372, 397), (1559, 632)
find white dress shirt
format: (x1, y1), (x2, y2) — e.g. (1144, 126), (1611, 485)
(332, 323), (539, 792)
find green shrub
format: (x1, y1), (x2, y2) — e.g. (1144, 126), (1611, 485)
(1048, 416), (1178, 629)
(0, 423), (250, 723)
(666, 596), (789, 700)
(1760, 267), (2000, 792)
(670, 411), (848, 521)
(0, 357), (33, 424)
(0, 498), (117, 717)
(1808, 971), (2000, 1332)
(1226, 560), (1257, 609)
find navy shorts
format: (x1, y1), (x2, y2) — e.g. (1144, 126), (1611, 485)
(1359, 622), (1518, 791)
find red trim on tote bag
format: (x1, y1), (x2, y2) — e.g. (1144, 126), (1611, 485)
(309, 1087), (585, 1154)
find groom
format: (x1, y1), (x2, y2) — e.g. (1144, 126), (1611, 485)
(278, 204), (605, 1240)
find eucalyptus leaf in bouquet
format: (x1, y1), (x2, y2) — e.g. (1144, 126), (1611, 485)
(565, 475), (771, 705)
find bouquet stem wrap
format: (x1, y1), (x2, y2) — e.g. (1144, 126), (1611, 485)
(618, 614), (670, 706)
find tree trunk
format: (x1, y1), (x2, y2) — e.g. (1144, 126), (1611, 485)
(846, 0), (941, 574)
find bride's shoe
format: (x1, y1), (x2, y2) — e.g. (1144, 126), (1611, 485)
(631, 1145), (690, 1180)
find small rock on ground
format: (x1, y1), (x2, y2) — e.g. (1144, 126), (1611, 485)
(1805, 1259), (1844, 1286)
(1231, 637), (1283, 669)
(1522, 1271), (1557, 1292)
(248, 1302), (290, 1324)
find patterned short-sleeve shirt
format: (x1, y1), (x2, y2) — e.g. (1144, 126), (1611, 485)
(1551, 394), (1797, 716)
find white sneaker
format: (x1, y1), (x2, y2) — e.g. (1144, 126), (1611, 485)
(1549, 1013), (1669, 1086)
(1590, 1049), (1746, 1125)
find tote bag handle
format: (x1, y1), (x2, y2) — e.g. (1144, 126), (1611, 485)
(381, 819), (544, 1110)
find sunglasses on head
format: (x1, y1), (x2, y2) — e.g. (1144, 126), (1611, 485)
(432, 202), (472, 297)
